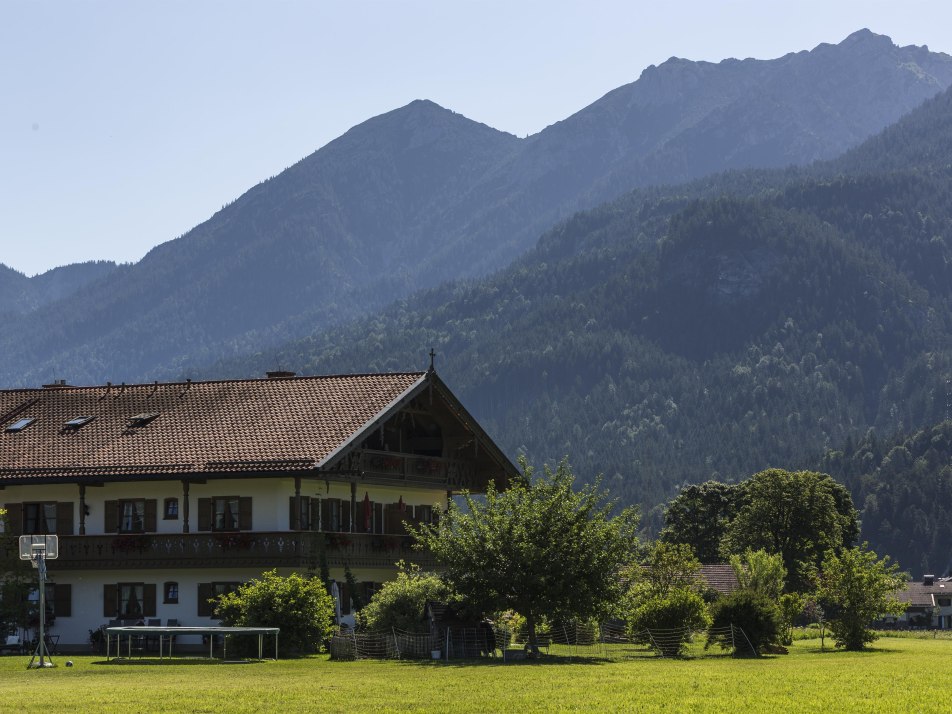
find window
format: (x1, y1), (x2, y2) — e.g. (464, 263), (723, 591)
(289, 496), (322, 530)
(196, 497), (251, 532)
(103, 583), (155, 618)
(28, 583), (59, 621)
(118, 583), (145, 618)
(104, 499), (156, 533)
(939, 598), (951, 607)
(214, 497), (239, 531)
(197, 582), (241, 617)
(119, 500), (146, 533)
(128, 412), (159, 427)
(164, 498), (179, 520)
(164, 582), (179, 604)
(321, 498), (351, 533)
(23, 503), (57, 535)
(5, 417), (35, 432)
(64, 415), (94, 429)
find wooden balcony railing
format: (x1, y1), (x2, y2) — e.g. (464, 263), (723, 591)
(345, 449), (479, 490)
(49, 532), (436, 571)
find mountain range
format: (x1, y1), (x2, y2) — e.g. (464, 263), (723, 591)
(209, 74), (952, 575)
(3, 30), (952, 574)
(2, 29), (951, 387)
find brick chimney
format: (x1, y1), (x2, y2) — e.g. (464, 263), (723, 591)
(42, 379), (71, 389)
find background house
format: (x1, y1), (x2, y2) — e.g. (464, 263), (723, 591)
(893, 575), (952, 629)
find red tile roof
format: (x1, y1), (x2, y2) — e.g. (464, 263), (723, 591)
(699, 564), (741, 596)
(0, 373), (426, 481)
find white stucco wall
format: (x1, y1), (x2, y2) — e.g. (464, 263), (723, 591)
(4, 478), (449, 648)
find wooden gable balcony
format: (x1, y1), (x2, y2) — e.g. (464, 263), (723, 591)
(347, 449), (478, 490)
(46, 532), (436, 571)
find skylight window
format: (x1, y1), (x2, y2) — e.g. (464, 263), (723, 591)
(64, 415), (94, 429)
(5, 417), (35, 433)
(128, 413), (159, 427)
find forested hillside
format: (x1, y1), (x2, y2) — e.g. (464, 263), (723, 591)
(821, 421), (952, 577)
(2, 30), (950, 387)
(204, 86), (952, 573)
(0, 260), (117, 317)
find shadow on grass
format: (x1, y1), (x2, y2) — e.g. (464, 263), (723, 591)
(92, 658), (268, 666)
(390, 656), (610, 668)
(798, 645), (900, 655)
(371, 652), (758, 668)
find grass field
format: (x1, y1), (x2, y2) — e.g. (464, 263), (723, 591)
(2, 637), (951, 713)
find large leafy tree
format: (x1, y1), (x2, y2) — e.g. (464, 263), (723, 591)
(660, 481), (741, 562)
(412, 457), (639, 653)
(814, 544), (906, 650)
(721, 469), (858, 591)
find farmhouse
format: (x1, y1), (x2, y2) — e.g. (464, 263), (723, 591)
(893, 575), (952, 629)
(0, 368), (518, 650)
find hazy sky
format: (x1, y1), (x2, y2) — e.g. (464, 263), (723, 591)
(3, 0), (951, 276)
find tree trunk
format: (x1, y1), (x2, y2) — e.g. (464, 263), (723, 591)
(525, 612), (540, 658)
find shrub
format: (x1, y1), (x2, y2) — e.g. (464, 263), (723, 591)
(628, 588), (711, 656)
(214, 570), (335, 656)
(707, 589), (782, 654)
(357, 562), (453, 632)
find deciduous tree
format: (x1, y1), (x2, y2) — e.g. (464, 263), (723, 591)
(814, 544), (906, 650)
(660, 481), (741, 562)
(721, 469), (858, 591)
(412, 457), (639, 654)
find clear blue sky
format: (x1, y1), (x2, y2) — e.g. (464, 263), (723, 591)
(2, 0), (951, 276)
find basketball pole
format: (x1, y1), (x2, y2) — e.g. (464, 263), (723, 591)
(27, 547), (54, 669)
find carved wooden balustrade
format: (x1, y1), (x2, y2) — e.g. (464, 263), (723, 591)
(51, 531), (436, 570)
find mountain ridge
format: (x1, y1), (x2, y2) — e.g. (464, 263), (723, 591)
(2, 29), (951, 388)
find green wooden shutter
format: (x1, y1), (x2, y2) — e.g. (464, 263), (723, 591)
(197, 583), (213, 617)
(238, 497), (252, 531)
(104, 500), (118, 533)
(143, 500), (157, 532)
(54, 583), (72, 617)
(5, 503), (22, 536)
(103, 584), (118, 617)
(289, 496), (300, 530)
(197, 498), (211, 531)
(142, 584), (157, 617)
(55, 502), (74, 535)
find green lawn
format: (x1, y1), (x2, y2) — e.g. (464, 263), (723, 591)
(2, 637), (951, 713)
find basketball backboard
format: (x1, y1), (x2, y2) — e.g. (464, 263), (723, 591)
(18, 534), (58, 560)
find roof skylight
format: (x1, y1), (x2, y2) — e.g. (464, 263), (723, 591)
(5, 417), (35, 433)
(128, 413), (159, 427)
(64, 415), (94, 429)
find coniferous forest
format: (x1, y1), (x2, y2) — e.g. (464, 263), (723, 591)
(208, 87), (952, 575)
